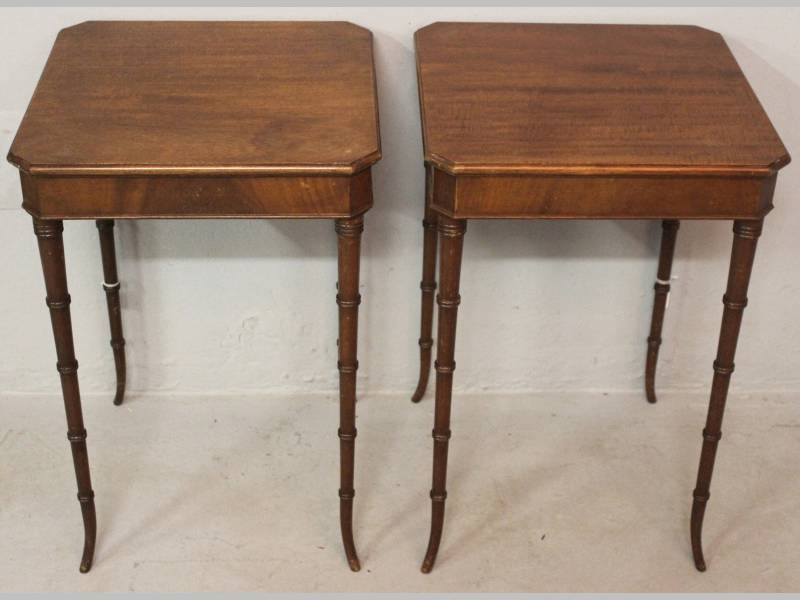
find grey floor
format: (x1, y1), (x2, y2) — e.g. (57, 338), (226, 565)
(1, 391), (798, 592)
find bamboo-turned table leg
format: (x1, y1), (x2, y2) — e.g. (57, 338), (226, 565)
(421, 214), (466, 574)
(645, 219), (680, 404)
(412, 165), (438, 403)
(336, 215), (363, 572)
(691, 218), (763, 572)
(33, 218), (97, 573)
(96, 220), (127, 406)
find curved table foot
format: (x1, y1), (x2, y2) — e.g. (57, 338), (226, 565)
(78, 491), (97, 573)
(420, 499), (445, 573)
(112, 381), (126, 407)
(644, 377), (658, 404)
(411, 361), (431, 404)
(691, 492), (708, 572)
(340, 495), (361, 572)
(75, 466), (97, 575)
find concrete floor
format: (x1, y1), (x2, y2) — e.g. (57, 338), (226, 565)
(1, 391), (798, 592)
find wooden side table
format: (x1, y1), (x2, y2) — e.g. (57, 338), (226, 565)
(7, 21), (381, 573)
(412, 22), (790, 573)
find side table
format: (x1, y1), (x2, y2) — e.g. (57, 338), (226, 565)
(7, 20), (381, 573)
(412, 22), (790, 573)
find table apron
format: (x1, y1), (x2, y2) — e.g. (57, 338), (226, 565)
(431, 171), (777, 220)
(19, 169), (373, 219)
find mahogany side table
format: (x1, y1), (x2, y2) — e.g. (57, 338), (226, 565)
(7, 21), (381, 573)
(412, 22), (790, 573)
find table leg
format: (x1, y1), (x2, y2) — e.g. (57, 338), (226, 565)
(33, 218), (97, 573)
(96, 220), (127, 406)
(412, 165), (438, 403)
(336, 215), (363, 572)
(645, 219), (680, 403)
(421, 214), (466, 574)
(690, 218), (762, 572)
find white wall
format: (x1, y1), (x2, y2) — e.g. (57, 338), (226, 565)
(1, 6), (798, 398)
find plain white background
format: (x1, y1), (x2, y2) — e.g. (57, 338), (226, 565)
(1, 6), (798, 399)
(2, 7), (799, 592)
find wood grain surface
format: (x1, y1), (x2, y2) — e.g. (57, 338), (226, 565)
(8, 21), (381, 176)
(415, 22), (789, 176)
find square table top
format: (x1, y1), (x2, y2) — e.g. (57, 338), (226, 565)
(8, 21), (381, 177)
(415, 22), (790, 177)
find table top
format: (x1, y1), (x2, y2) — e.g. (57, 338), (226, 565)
(8, 21), (381, 176)
(415, 22), (790, 177)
